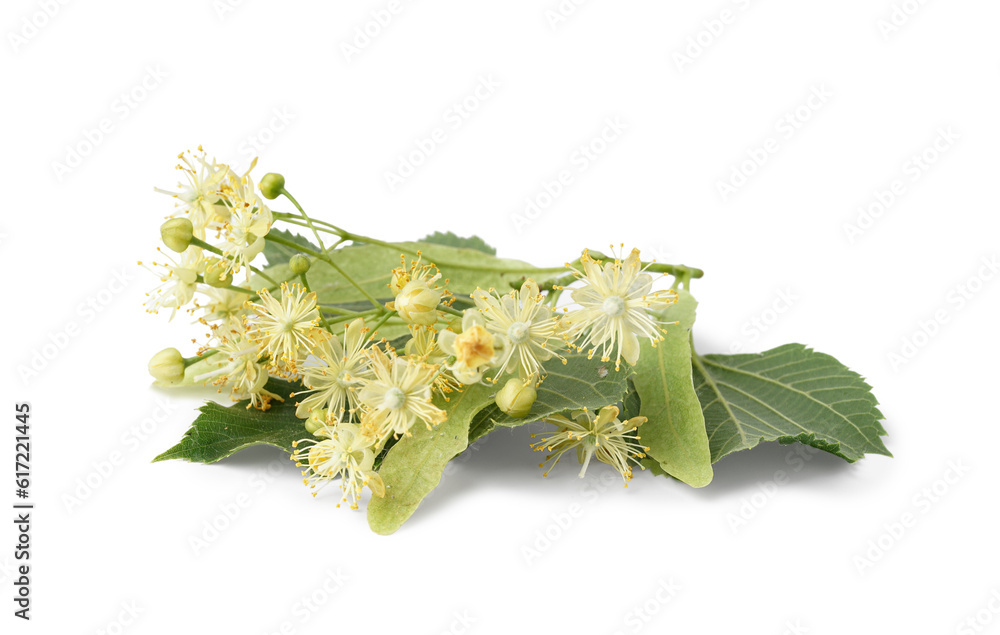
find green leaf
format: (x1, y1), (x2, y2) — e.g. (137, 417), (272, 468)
(418, 231), (496, 255)
(367, 382), (496, 535)
(152, 379), (305, 464)
(262, 228), (321, 267)
(692, 344), (891, 463)
(468, 352), (633, 444)
(261, 240), (565, 307)
(631, 290), (713, 488)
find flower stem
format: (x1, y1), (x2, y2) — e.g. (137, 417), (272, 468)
(369, 310), (396, 337)
(280, 188), (327, 251)
(299, 271), (334, 333)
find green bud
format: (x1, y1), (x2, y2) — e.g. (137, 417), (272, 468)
(148, 348), (186, 384)
(305, 408), (329, 434)
(495, 377), (537, 418)
(259, 173), (285, 200)
(289, 254), (311, 275)
(160, 218), (194, 253)
(203, 258), (233, 288)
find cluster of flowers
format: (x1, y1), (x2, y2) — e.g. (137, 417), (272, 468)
(145, 148), (681, 510)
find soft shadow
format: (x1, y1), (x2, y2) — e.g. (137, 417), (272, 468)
(407, 423), (551, 524)
(701, 441), (854, 498)
(210, 444), (292, 469)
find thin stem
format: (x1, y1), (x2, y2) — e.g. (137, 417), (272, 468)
(272, 212), (705, 280)
(265, 234), (385, 311)
(324, 308), (382, 324)
(299, 272), (334, 333)
(280, 188), (327, 251)
(318, 304), (363, 316)
(369, 310), (396, 336)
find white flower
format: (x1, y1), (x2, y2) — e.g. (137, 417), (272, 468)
(219, 169), (272, 277)
(438, 310), (503, 384)
(195, 286), (250, 328)
(358, 347), (446, 439)
(154, 148), (230, 237)
(295, 318), (371, 419)
(563, 248), (677, 369)
(139, 248), (204, 318)
(195, 320), (275, 409)
(531, 405), (648, 483)
(292, 422), (385, 509)
(471, 279), (563, 381)
(247, 282), (320, 368)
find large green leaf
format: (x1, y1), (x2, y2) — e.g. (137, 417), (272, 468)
(692, 344), (891, 463)
(631, 290), (713, 487)
(367, 382), (496, 535)
(467, 352), (634, 444)
(153, 379), (305, 463)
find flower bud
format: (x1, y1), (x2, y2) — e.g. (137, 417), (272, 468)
(289, 254), (311, 275)
(148, 347), (186, 384)
(259, 173), (285, 200)
(495, 377), (537, 418)
(160, 218), (194, 253)
(203, 258), (233, 288)
(393, 280), (441, 325)
(304, 408), (329, 435)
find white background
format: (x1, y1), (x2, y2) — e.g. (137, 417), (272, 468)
(3, 1), (999, 633)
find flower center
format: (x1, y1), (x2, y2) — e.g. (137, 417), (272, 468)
(335, 369), (354, 388)
(507, 321), (530, 344)
(382, 387), (407, 410)
(601, 296), (626, 317)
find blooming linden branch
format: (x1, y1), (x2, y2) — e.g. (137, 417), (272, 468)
(144, 148), (704, 513)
